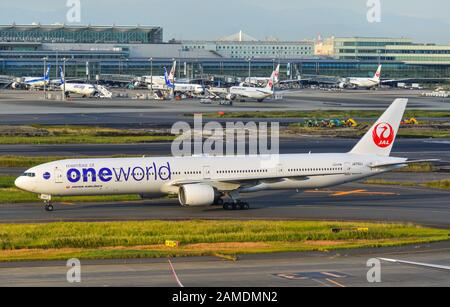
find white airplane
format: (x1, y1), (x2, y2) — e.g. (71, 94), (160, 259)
(59, 66), (112, 98)
(228, 76), (275, 102)
(12, 65), (51, 89)
(164, 68), (205, 96)
(243, 64), (280, 86)
(141, 61), (177, 90)
(341, 65), (382, 89)
(62, 83), (98, 98)
(15, 98), (438, 212)
(207, 66), (279, 102)
(226, 65), (279, 102)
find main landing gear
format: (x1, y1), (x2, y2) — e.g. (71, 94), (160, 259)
(215, 191), (251, 211)
(223, 201), (250, 211)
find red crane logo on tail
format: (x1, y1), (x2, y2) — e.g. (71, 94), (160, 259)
(372, 123), (394, 148)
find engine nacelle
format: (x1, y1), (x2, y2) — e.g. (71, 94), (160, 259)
(226, 93), (236, 101)
(178, 184), (216, 207)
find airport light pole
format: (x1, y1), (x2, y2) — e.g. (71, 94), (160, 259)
(62, 58), (67, 101)
(43, 57), (48, 100)
(149, 57), (153, 92)
(55, 51), (59, 79)
(247, 57), (253, 80)
(178, 49), (181, 80)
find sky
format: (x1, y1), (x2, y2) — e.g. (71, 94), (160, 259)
(0, 0), (449, 44)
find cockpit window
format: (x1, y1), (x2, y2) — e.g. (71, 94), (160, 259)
(23, 172), (36, 178)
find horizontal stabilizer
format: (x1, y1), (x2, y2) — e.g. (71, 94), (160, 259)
(369, 159), (440, 169)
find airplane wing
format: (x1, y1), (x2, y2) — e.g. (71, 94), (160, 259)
(382, 78), (450, 84)
(170, 172), (347, 190)
(369, 159), (440, 169)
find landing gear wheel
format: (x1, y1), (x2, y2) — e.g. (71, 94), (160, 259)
(44, 203), (54, 212)
(236, 202), (250, 210)
(223, 201), (250, 211)
(223, 203), (234, 210)
(215, 198), (224, 206)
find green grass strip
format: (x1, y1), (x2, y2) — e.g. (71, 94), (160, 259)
(0, 221), (448, 262)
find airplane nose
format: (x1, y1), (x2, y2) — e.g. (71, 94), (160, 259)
(15, 176), (26, 190)
(15, 176), (32, 192)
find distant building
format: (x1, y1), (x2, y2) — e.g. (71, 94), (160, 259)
(183, 31), (315, 59)
(0, 26), (448, 81)
(0, 24), (163, 44)
(315, 36), (450, 65)
(385, 44), (450, 65)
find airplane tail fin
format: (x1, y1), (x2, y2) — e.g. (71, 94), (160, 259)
(350, 98), (408, 157)
(59, 66), (65, 84)
(373, 65), (382, 82)
(265, 78), (274, 91)
(44, 65), (51, 81)
(265, 64), (280, 91)
(271, 64), (280, 84)
(169, 61), (177, 82)
(164, 67), (174, 89)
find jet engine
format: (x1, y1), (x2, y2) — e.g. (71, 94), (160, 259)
(178, 184), (217, 207)
(226, 93), (236, 101)
(339, 82), (347, 89)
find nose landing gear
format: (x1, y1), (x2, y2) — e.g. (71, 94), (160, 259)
(44, 201), (54, 212)
(40, 194), (54, 212)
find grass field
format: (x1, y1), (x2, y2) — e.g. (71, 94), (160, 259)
(398, 163), (436, 173)
(0, 125), (175, 145)
(0, 187), (141, 204)
(0, 220), (448, 262)
(285, 125), (450, 139)
(364, 179), (450, 191)
(0, 135), (175, 145)
(423, 179), (450, 190)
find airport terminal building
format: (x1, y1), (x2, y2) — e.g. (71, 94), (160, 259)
(182, 31), (315, 59)
(0, 24), (449, 84)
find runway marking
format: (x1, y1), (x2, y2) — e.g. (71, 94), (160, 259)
(60, 202), (75, 206)
(326, 278), (346, 288)
(312, 279), (331, 287)
(305, 189), (398, 197)
(378, 258), (450, 271)
(168, 259), (184, 288)
(321, 271), (343, 278)
(332, 190), (367, 196)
